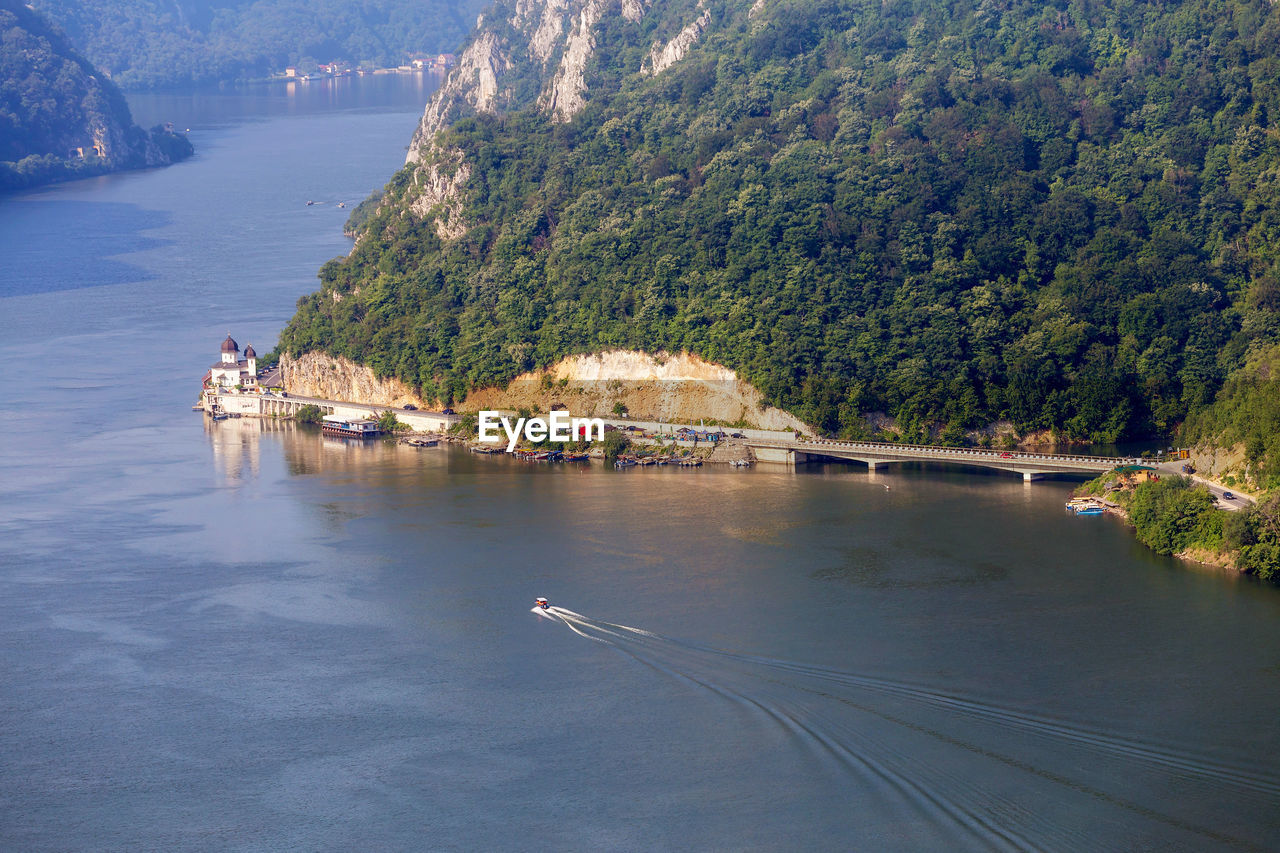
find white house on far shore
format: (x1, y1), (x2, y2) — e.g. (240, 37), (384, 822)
(207, 334), (258, 388)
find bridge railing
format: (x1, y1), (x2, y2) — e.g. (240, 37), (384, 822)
(748, 436), (1140, 466)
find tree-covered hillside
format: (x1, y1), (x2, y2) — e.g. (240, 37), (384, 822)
(32, 0), (487, 90)
(0, 0), (193, 190)
(279, 0), (1280, 447)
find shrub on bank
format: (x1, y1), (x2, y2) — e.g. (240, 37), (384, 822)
(1126, 476), (1222, 556)
(601, 430), (630, 461)
(377, 410), (409, 432)
(1223, 495), (1280, 582)
(1082, 471), (1280, 582)
(295, 404), (323, 424)
(450, 412), (478, 439)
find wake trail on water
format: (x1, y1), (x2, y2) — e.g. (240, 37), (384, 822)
(536, 605), (1280, 851)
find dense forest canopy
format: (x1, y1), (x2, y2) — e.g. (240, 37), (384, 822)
(279, 0), (1280, 452)
(0, 0), (192, 189)
(32, 0), (487, 89)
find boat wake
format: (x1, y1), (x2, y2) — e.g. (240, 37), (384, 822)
(534, 605), (1280, 851)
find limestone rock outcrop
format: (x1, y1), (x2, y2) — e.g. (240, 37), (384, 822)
(280, 353), (426, 409)
(645, 3), (711, 76)
(400, 0), (720, 232)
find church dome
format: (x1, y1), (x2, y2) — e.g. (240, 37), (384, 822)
(244, 344), (256, 358)
(220, 334), (239, 354)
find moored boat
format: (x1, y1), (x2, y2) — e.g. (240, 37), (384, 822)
(321, 415), (382, 438)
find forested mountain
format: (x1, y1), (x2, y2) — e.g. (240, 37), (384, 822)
(278, 0), (1280, 470)
(0, 0), (193, 190)
(31, 0), (487, 89)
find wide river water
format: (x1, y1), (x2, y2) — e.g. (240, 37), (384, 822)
(2, 75), (1279, 852)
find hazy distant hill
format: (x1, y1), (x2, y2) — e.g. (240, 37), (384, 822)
(31, 0), (487, 89)
(0, 0), (193, 190)
(278, 0), (1280, 481)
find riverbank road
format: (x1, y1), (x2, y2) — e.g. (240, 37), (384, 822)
(1155, 460), (1255, 511)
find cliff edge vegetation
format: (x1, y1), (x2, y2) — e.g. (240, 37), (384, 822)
(0, 0), (193, 190)
(279, 0), (1280, 449)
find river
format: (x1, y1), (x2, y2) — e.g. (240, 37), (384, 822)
(1, 75), (1278, 852)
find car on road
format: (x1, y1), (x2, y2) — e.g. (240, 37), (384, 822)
(442, 408), (455, 415)
(1223, 491), (1235, 500)
(1000, 452), (1014, 459)
(403, 404), (417, 410)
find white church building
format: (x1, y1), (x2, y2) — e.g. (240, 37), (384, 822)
(207, 334), (258, 388)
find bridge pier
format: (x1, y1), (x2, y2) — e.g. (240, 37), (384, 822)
(753, 445), (800, 465)
(1022, 471), (1042, 482)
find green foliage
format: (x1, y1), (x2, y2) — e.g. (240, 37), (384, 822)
(1127, 476), (1223, 556)
(1224, 494), (1280, 581)
(295, 404), (323, 423)
(0, 0), (193, 190)
(600, 430), (630, 461)
(376, 409), (408, 432)
(149, 124), (193, 161)
(32, 0), (487, 89)
(450, 412), (478, 437)
(279, 0), (1280, 442)
(344, 191), (382, 237)
(1183, 346), (1280, 490)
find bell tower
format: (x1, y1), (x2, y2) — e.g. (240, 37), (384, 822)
(220, 334), (239, 365)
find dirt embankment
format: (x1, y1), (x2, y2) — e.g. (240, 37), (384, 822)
(462, 351), (812, 431)
(1185, 442), (1253, 489)
(282, 349), (814, 432)
(1176, 545), (1240, 573)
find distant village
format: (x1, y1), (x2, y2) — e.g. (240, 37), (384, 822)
(276, 53), (455, 82)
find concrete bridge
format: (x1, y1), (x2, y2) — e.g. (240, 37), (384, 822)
(747, 437), (1140, 481)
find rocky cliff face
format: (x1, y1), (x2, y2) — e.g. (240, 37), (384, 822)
(645, 2), (709, 75)
(400, 0), (710, 232)
(279, 353), (426, 408)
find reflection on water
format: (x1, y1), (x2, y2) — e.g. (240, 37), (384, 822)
(206, 415), (295, 481)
